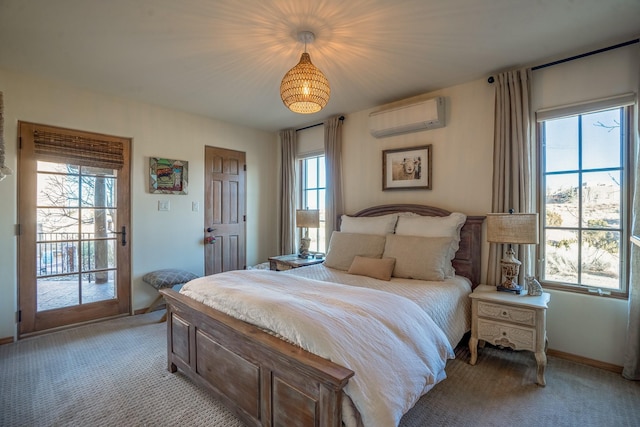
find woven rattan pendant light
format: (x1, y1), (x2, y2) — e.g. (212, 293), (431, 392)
(280, 31), (330, 114)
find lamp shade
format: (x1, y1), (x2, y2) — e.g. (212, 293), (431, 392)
(280, 52), (330, 114)
(296, 209), (320, 228)
(486, 213), (539, 244)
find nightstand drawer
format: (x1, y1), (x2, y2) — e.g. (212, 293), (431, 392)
(477, 301), (536, 326)
(477, 319), (535, 351)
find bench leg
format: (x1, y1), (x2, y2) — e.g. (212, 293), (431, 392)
(146, 294), (164, 314)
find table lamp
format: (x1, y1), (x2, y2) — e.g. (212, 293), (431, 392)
(296, 209), (320, 258)
(486, 211), (539, 294)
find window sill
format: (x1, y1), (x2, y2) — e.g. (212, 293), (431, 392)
(541, 282), (628, 300)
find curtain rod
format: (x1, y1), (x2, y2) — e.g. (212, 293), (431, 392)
(487, 38), (639, 83)
(296, 115), (344, 132)
(532, 38), (639, 71)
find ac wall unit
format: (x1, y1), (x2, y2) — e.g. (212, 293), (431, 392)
(368, 97), (445, 138)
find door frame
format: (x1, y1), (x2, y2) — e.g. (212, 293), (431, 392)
(17, 121), (132, 337)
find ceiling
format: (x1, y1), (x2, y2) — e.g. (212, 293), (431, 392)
(1, 0), (639, 132)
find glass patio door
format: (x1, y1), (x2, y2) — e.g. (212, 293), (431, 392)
(18, 122), (131, 336)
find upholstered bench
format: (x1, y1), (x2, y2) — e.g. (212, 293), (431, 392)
(142, 269), (199, 322)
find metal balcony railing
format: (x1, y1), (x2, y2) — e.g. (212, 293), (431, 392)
(36, 232), (113, 280)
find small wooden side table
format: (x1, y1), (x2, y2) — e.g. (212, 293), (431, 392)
(268, 254), (325, 271)
(469, 284), (551, 386)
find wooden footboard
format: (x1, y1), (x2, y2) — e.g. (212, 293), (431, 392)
(160, 288), (354, 427)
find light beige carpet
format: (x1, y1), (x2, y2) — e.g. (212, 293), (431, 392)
(1, 312), (638, 426)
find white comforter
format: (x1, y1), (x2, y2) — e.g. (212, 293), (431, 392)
(286, 263), (471, 348)
(181, 270), (454, 427)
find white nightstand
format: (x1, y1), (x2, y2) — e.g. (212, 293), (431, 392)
(268, 254), (325, 271)
(469, 284), (550, 386)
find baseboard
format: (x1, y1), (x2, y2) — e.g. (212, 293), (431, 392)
(457, 334), (623, 375)
(547, 348), (623, 374)
(2, 307), (163, 342)
(134, 303), (166, 316)
(0, 336), (14, 345)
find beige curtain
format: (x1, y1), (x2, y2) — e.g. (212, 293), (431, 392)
(324, 116), (344, 243)
(279, 129), (297, 255)
(623, 52), (640, 379)
(0, 92), (12, 181)
(488, 68), (536, 286)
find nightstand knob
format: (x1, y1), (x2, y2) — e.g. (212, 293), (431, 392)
(502, 332), (507, 336)
(502, 311), (507, 316)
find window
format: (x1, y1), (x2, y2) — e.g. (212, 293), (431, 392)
(299, 155), (326, 253)
(538, 101), (633, 297)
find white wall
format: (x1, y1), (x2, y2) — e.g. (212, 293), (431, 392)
(343, 82), (496, 215)
(0, 69), (278, 340)
(341, 79), (496, 285)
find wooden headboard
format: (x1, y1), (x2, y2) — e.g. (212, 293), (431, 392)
(348, 204), (485, 288)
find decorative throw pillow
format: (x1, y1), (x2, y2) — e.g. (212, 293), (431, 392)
(382, 235), (454, 281)
(324, 231), (387, 271)
(347, 256), (396, 281)
(394, 213), (466, 277)
(142, 269), (199, 289)
(340, 214), (398, 235)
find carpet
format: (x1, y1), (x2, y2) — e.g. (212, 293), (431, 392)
(1, 312), (639, 426)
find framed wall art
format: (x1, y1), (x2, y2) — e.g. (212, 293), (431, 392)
(149, 157), (188, 194)
(382, 145), (432, 190)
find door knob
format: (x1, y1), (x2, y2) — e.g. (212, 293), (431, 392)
(206, 227), (215, 233)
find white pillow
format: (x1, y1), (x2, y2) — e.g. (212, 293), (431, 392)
(382, 235), (454, 281)
(324, 231), (387, 271)
(394, 213), (466, 277)
(340, 214), (398, 235)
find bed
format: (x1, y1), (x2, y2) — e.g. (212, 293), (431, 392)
(160, 204), (484, 427)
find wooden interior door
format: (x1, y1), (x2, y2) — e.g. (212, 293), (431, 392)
(18, 122), (131, 336)
(204, 146), (246, 275)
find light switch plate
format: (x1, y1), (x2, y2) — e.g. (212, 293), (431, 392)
(192, 201), (199, 212)
(158, 200), (170, 211)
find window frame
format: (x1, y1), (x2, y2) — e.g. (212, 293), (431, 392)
(298, 153), (326, 254)
(536, 100), (634, 299)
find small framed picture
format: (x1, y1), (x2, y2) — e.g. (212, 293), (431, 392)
(149, 157), (188, 194)
(382, 145), (432, 190)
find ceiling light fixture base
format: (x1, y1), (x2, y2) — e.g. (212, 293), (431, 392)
(298, 31), (315, 45)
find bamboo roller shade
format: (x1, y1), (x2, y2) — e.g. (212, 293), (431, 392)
(33, 129), (125, 170)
